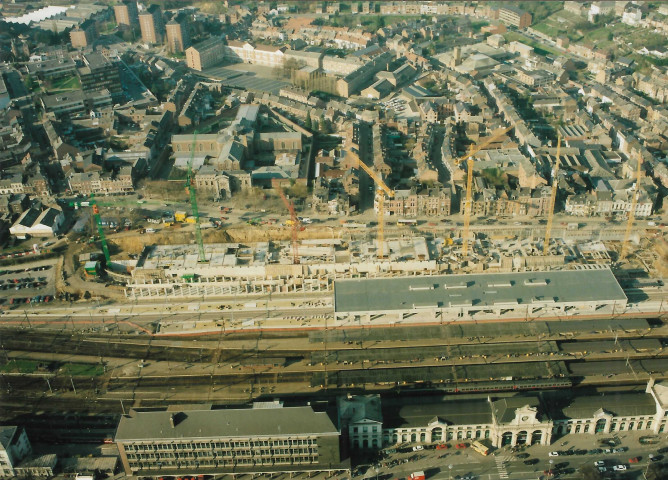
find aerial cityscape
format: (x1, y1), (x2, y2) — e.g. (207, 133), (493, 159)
(0, 1), (667, 480)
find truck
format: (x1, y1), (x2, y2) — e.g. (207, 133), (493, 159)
(408, 471), (425, 480)
(174, 211), (187, 222)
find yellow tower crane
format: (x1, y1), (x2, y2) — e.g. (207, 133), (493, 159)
(620, 153), (643, 261)
(345, 147), (395, 259)
(453, 126), (513, 257)
(543, 135), (561, 256)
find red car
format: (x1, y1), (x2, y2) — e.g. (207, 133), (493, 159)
(455, 443), (468, 449)
(436, 444), (449, 450)
(629, 457), (640, 463)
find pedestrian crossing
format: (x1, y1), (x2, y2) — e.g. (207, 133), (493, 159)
(495, 455), (511, 479)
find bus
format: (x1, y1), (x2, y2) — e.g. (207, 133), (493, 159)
(397, 218), (418, 226)
(471, 441), (490, 456)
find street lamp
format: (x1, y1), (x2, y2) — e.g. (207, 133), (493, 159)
(448, 464), (453, 480)
(374, 466), (379, 480)
(549, 459), (553, 477)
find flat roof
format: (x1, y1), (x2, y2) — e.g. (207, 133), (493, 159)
(115, 406), (338, 441)
(334, 269), (626, 313)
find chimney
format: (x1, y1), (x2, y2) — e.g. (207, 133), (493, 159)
(169, 414), (175, 428)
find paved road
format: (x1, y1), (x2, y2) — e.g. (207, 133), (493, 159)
(371, 430), (667, 480)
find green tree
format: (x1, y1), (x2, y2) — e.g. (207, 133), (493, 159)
(578, 465), (603, 480)
(305, 113), (312, 130)
(318, 114), (326, 132)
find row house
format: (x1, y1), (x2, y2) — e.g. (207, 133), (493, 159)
(462, 184), (552, 217)
(564, 188), (654, 217)
(24, 172), (51, 197)
(385, 187), (451, 217)
(0, 174), (24, 195)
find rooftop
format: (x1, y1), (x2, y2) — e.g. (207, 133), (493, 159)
(334, 269), (627, 313)
(383, 397), (493, 428)
(115, 406), (338, 441)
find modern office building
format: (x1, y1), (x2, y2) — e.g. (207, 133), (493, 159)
(0, 426), (32, 478)
(498, 6), (532, 28)
(166, 20), (191, 53)
(139, 4), (164, 44)
(77, 52), (122, 101)
(114, 0), (139, 28)
(186, 37), (225, 71)
(114, 404), (348, 476)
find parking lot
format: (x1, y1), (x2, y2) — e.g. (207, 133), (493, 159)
(0, 258), (57, 309)
(351, 431), (668, 480)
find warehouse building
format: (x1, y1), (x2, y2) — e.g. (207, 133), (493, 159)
(114, 404), (348, 477)
(334, 268), (627, 323)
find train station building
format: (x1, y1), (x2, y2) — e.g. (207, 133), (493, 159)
(339, 379), (668, 450)
(333, 268), (628, 323)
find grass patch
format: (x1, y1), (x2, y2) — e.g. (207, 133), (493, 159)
(503, 32), (562, 57)
(60, 363), (105, 376)
(0, 359), (41, 373)
(480, 168), (508, 188)
(49, 75), (81, 91)
(168, 167), (188, 181)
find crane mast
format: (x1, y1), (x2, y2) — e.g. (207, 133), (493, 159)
(620, 153), (643, 260)
(278, 189), (300, 264)
(543, 135), (561, 256)
(186, 131), (206, 263)
(345, 147), (394, 259)
(453, 126), (513, 258)
(69, 194), (111, 265)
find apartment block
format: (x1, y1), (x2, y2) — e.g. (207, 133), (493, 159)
(139, 4), (164, 44)
(69, 20), (97, 48)
(114, 1), (139, 28)
(166, 20), (191, 53)
(186, 37), (225, 71)
(498, 6), (532, 28)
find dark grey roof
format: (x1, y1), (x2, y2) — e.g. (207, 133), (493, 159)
(18, 208), (41, 227)
(334, 269), (627, 314)
(556, 393), (657, 420)
(491, 396), (540, 423)
(383, 399), (492, 428)
(0, 426), (19, 449)
(37, 208), (60, 227)
(115, 406), (338, 441)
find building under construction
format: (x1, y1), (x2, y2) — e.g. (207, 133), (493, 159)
(125, 237), (437, 298)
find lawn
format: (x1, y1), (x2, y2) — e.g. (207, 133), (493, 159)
(60, 363), (105, 376)
(49, 75), (81, 91)
(503, 32), (563, 57)
(0, 359), (41, 373)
